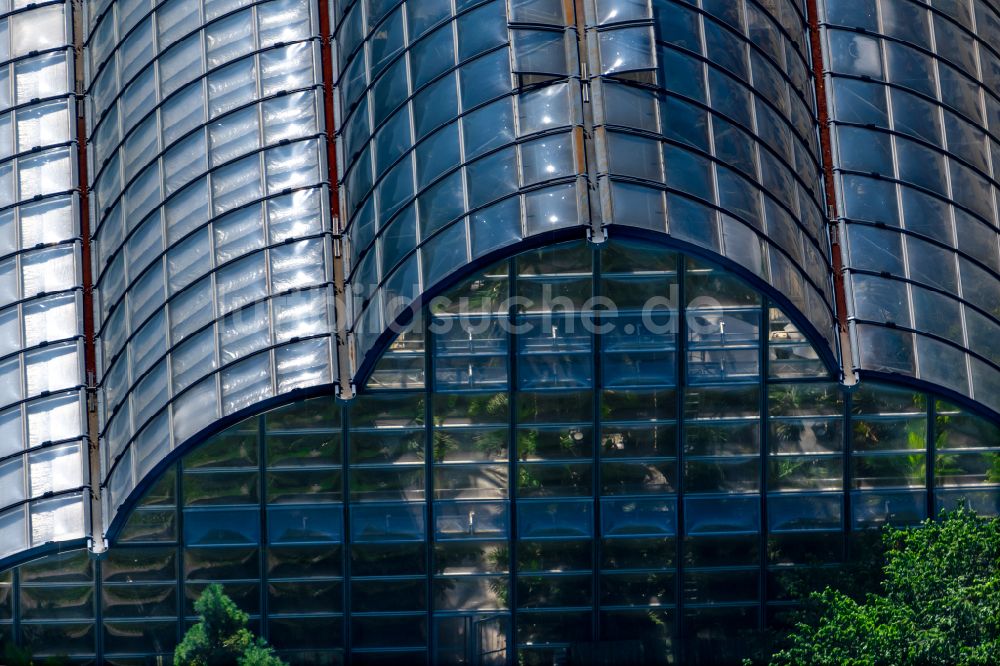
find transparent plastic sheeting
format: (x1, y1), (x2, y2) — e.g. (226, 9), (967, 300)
(85, 0), (338, 535)
(331, 0), (839, 387)
(822, 0), (1000, 415)
(0, 0), (87, 562)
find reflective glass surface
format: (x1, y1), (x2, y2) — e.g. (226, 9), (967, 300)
(85, 0), (339, 533)
(596, 0), (837, 362)
(0, 0), (87, 560)
(824, 0), (1000, 416)
(332, 0), (588, 375)
(0, 239), (995, 664)
(332, 0), (839, 384)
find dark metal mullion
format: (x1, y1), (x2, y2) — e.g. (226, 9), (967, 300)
(94, 557), (103, 661)
(506, 256), (518, 665)
(843, 391), (853, 562)
(342, 399), (352, 659)
(927, 398), (937, 520)
(176, 455), (186, 643)
(758, 299), (769, 634)
(11, 564), (19, 650)
(258, 415), (268, 642)
(424, 306), (435, 666)
(675, 255), (687, 665)
(591, 244), (602, 648)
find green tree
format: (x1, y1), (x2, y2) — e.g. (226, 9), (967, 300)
(173, 584), (286, 666)
(0, 642), (67, 666)
(770, 507), (1000, 666)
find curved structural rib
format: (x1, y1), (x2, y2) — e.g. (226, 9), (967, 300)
(331, 0), (841, 389)
(822, 0), (1000, 417)
(84, 0), (340, 537)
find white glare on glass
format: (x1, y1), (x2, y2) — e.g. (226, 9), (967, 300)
(22, 247), (75, 299)
(10, 5), (65, 56)
(221, 354), (272, 414)
(23, 295), (77, 347)
(275, 338), (329, 392)
(18, 148), (72, 199)
(0, 308), (16, 356)
(27, 395), (81, 447)
(30, 494), (84, 544)
(20, 197), (74, 248)
(25, 344), (78, 396)
(172, 376), (219, 442)
(29, 443), (82, 497)
(15, 53), (67, 103)
(598, 26), (655, 75)
(16, 101), (70, 152)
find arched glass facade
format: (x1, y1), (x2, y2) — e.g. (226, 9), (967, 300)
(0, 0), (999, 658)
(0, 239), (996, 664)
(0, 0), (88, 562)
(332, 0), (841, 384)
(84, 0), (340, 533)
(823, 0), (1000, 415)
(596, 0), (837, 356)
(332, 0), (590, 375)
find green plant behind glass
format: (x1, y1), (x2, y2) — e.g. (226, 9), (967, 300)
(174, 584), (286, 666)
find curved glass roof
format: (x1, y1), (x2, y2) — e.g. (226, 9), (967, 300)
(331, 0), (840, 386)
(0, 0), (88, 564)
(84, 0), (340, 536)
(822, 0), (1000, 416)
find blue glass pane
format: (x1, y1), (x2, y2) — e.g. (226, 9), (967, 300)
(435, 501), (509, 539)
(183, 508), (260, 545)
(268, 506), (344, 544)
(351, 504), (426, 542)
(601, 498), (676, 537)
(518, 500), (593, 538)
(684, 496), (760, 535)
(851, 491), (926, 528)
(767, 494), (842, 532)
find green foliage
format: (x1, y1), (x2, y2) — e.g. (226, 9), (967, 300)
(174, 584), (286, 666)
(238, 641), (287, 666)
(0, 642), (67, 666)
(1, 643), (31, 666)
(770, 507), (1000, 666)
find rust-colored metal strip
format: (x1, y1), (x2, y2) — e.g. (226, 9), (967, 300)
(805, 0), (857, 384)
(317, 0), (354, 398)
(72, 0), (104, 549)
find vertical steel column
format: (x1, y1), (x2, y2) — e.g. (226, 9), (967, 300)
(506, 257), (518, 665)
(591, 245), (602, 648)
(11, 567), (19, 650)
(257, 415), (269, 642)
(843, 391), (854, 559)
(94, 555), (103, 660)
(317, 0), (353, 400)
(341, 399), (352, 659)
(424, 311), (435, 666)
(574, 0), (603, 244)
(674, 258), (687, 665)
(72, 0), (104, 554)
(927, 399), (937, 520)
(759, 300), (770, 634)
